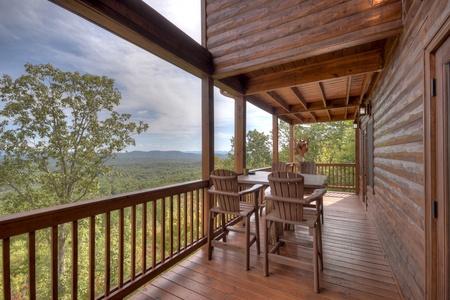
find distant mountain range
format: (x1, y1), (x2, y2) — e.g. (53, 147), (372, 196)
(115, 150), (228, 160)
(0, 150), (229, 161)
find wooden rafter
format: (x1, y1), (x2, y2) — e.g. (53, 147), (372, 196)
(346, 77), (352, 106)
(318, 82), (327, 108)
(291, 87), (309, 110)
(266, 91), (290, 112)
(276, 96), (360, 115)
(245, 50), (384, 94)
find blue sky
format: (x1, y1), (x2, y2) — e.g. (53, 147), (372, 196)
(0, 0), (272, 152)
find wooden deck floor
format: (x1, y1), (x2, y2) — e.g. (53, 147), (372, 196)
(129, 192), (404, 300)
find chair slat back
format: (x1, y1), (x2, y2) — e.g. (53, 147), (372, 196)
(299, 161), (316, 174)
(268, 171), (305, 221)
(210, 169), (240, 212)
(271, 162), (288, 172)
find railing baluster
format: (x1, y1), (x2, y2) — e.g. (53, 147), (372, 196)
(184, 192), (188, 249)
(51, 226), (58, 300)
(152, 201), (156, 269)
(72, 221), (78, 300)
(169, 196), (174, 258)
(131, 205), (136, 280)
(161, 198), (166, 263)
(29, 231), (36, 300)
(119, 208), (124, 287)
(3, 237), (11, 300)
(89, 216), (95, 299)
(190, 191), (194, 245)
(105, 212), (111, 296)
(196, 190), (200, 241)
(141, 203), (147, 273)
(177, 194), (181, 253)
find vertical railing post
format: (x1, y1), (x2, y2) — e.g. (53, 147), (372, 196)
(3, 238), (11, 300)
(72, 221), (78, 300)
(89, 216), (95, 299)
(29, 232), (36, 300)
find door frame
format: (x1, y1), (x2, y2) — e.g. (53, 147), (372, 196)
(424, 17), (450, 300)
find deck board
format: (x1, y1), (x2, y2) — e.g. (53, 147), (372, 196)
(129, 193), (403, 300)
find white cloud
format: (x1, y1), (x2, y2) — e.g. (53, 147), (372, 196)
(0, 0), (271, 152)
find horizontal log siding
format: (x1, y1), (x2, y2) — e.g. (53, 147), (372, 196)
(205, 0), (402, 76)
(367, 1), (449, 299)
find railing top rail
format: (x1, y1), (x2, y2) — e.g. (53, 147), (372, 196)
(315, 163), (356, 166)
(0, 179), (209, 239)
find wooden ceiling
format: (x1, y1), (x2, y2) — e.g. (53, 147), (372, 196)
(50, 0), (403, 124)
(206, 0), (403, 124)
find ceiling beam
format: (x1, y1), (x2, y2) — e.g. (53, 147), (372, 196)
(50, 0), (213, 78)
(245, 95), (276, 116)
(346, 77), (352, 106)
(291, 113), (356, 125)
(276, 96), (360, 115)
(245, 49), (383, 94)
(318, 82), (327, 108)
(266, 91), (290, 112)
(293, 113), (305, 123)
(291, 87), (309, 110)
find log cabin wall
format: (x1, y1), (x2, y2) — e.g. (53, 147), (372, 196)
(368, 1), (449, 299)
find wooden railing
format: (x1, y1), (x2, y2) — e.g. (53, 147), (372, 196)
(315, 163), (356, 191)
(265, 162), (357, 192)
(0, 180), (210, 300)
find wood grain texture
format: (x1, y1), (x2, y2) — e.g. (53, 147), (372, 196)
(130, 193), (403, 300)
(366, 1), (450, 299)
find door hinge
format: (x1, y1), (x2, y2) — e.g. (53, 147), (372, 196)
(432, 201), (438, 219)
(431, 78), (436, 96)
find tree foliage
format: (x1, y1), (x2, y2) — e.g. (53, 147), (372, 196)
(279, 120), (355, 163)
(218, 129), (272, 170)
(0, 63), (149, 214)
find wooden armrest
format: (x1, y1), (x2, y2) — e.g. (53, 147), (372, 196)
(265, 195), (309, 205)
(208, 186), (238, 197)
(208, 184), (264, 198)
(266, 188), (326, 205)
(303, 189), (327, 204)
(238, 184), (264, 196)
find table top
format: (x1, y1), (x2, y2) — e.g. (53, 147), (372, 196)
(238, 171), (328, 189)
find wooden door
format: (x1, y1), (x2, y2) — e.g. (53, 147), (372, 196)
(435, 34), (450, 299)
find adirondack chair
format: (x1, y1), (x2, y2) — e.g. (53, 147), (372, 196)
(271, 161), (288, 172)
(298, 161), (325, 223)
(207, 169), (264, 270)
(264, 171), (326, 293)
(299, 161), (316, 174)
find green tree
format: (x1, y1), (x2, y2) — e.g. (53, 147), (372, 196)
(0, 63), (148, 297)
(246, 129), (272, 169)
(0, 63), (148, 212)
(221, 129), (272, 170)
(279, 120), (355, 163)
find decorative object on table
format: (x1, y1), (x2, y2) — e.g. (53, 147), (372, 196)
(294, 139), (316, 174)
(294, 139), (309, 162)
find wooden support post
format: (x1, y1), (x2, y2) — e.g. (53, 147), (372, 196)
(272, 115), (279, 163)
(234, 96), (246, 173)
(290, 124), (295, 163)
(202, 77), (214, 180)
